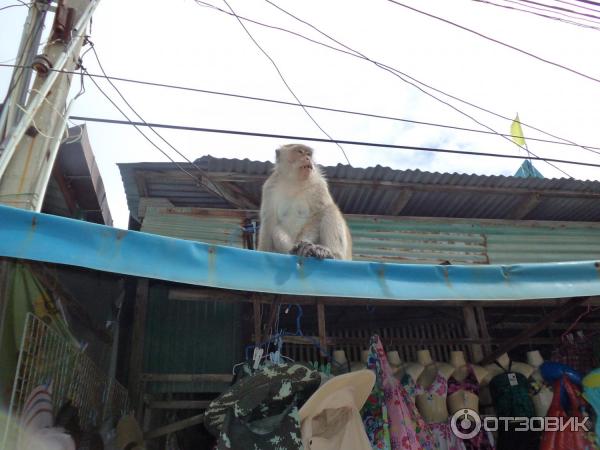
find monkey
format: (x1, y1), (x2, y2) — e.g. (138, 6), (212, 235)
(257, 144), (352, 260)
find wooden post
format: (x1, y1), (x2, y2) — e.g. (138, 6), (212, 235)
(129, 278), (149, 422)
(0, 259), (13, 357)
(462, 306), (483, 363)
(475, 306), (492, 355)
(253, 295), (262, 345)
(317, 301), (327, 358)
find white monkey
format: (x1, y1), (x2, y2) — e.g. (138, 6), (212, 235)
(258, 144), (352, 260)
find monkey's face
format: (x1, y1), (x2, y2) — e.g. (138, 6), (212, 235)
(277, 145), (314, 181)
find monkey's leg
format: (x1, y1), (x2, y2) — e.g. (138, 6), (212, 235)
(290, 240), (314, 257)
(291, 241), (334, 259)
(308, 244), (334, 259)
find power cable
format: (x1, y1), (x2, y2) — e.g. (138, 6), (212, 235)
(508, 0), (600, 25)
(554, 0), (600, 14)
(573, 0), (600, 7)
(385, 0), (600, 85)
(3, 62), (599, 152)
(514, 0), (600, 20)
(83, 69), (203, 184)
(554, 0), (600, 13)
(85, 41), (233, 201)
(473, 0), (600, 29)
(68, 114), (600, 170)
(261, 0), (573, 176)
(0, 3), (27, 11)
(217, 0), (352, 166)
(211, 1), (597, 160)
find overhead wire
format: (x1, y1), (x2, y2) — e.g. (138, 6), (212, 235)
(216, 0), (352, 166)
(3, 62), (600, 152)
(218, 0), (599, 161)
(67, 114), (600, 170)
(514, 0), (600, 20)
(472, 0), (600, 30)
(507, 0), (600, 25)
(385, 0), (600, 85)
(0, 3), (27, 11)
(80, 57), (204, 185)
(553, 0), (600, 13)
(261, 0), (573, 176)
(85, 40), (234, 200)
(572, 0), (600, 7)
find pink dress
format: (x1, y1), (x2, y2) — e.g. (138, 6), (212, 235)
(365, 336), (436, 450)
(410, 371), (466, 450)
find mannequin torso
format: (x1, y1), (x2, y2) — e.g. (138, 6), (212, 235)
(447, 351), (488, 414)
(350, 350), (369, 372)
(526, 350), (552, 416)
(414, 350), (454, 423)
(387, 350), (406, 378)
(483, 353), (535, 384)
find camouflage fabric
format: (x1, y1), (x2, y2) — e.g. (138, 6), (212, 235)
(204, 363), (321, 449)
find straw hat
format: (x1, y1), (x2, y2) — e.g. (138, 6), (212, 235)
(299, 370), (374, 421)
(298, 370), (375, 450)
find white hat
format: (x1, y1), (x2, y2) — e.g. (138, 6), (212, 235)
(299, 370), (375, 450)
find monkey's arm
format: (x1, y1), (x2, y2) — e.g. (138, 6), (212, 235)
(258, 187), (295, 253)
(319, 206), (352, 260)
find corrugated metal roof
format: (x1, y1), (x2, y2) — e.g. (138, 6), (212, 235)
(119, 156), (600, 222)
(141, 207), (600, 265)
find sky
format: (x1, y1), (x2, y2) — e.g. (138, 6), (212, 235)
(1, 0), (600, 229)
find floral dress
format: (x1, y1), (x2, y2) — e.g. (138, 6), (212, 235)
(403, 371), (466, 450)
(362, 335), (437, 450)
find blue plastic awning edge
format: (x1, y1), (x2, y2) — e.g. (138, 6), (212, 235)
(1, 204), (599, 301)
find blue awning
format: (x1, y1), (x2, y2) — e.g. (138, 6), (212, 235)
(1, 205), (599, 301)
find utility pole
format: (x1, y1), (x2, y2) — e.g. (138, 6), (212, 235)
(0, 0), (99, 212)
(0, 1), (49, 140)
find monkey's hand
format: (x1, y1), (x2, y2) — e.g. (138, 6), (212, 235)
(290, 241), (334, 259)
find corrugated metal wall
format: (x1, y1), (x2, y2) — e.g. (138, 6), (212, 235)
(142, 284), (242, 393)
(142, 207), (600, 265)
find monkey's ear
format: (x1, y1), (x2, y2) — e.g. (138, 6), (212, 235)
(275, 149), (281, 162)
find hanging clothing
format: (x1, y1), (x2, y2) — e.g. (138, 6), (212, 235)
(446, 365), (494, 450)
(447, 365), (479, 396)
(362, 335), (436, 450)
(488, 360), (537, 450)
(488, 361), (535, 418)
(405, 371), (465, 450)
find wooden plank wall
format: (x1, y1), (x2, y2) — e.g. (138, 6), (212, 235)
(282, 320), (470, 364)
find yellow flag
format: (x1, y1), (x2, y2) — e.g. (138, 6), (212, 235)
(511, 114), (526, 147)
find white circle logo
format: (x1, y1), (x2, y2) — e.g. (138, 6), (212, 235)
(450, 408), (481, 439)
